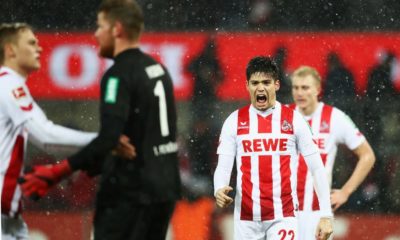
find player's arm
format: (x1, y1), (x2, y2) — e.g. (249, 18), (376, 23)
(331, 141), (375, 211)
(214, 154), (234, 208)
(25, 111), (97, 155)
(214, 112), (237, 208)
(19, 73), (133, 199)
(331, 112), (375, 211)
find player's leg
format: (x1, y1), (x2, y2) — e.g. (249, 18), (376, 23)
(144, 201), (175, 240)
(266, 217), (297, 240)
(1, 215), (29, 240)
(234, 219), (265, 240)
(93, 201), (139, 240)
(297, 211), (320, 240)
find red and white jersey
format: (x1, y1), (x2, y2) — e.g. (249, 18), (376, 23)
(291, 102), (365, 212)
(217, 102), (320, 221)
(0, 67), (38, 217)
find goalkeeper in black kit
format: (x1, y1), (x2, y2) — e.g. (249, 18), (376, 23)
(19, 0), (181, 239)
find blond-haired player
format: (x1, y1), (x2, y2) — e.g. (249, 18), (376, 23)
(290, 66), (375, 240)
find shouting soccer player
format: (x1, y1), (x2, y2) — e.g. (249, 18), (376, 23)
(214, 57), (333, 240)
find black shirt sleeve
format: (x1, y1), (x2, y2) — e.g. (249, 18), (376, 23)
(67, 70), (131, 172)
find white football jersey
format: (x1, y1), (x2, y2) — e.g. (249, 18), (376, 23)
(217, 102), (320, 221)
(0, 67), (97, 217)
(291, 102), (365, 212)
(0, 67), (39, 216)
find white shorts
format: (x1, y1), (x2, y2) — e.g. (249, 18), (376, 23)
(1, 214), (29, 240)
(234, 217), (298, 240)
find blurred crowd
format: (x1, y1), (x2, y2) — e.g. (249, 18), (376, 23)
(2, 0), (400, 31)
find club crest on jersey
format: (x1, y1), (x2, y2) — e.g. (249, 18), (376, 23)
(281, 120), (292, 132)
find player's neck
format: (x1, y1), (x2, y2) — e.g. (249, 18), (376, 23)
(3, 61), (29, 79)
(299, 101), (319, 116)
(113, 39), (139, 57)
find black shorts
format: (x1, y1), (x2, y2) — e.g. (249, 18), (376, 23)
(93, 201), (175, 240)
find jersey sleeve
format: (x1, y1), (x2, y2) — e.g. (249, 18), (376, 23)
(217, 111), (238, 157)
(333, 109), (365, 150)
(0, 82), (37, 127)
(293, 111), (319, 157)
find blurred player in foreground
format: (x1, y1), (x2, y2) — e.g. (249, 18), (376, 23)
(214, 56), (333, 240)
(290, 66), (375, 240)
(19, 0), (181, 239)
(0, 22), (133, 239)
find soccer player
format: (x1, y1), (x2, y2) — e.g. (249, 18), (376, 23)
(290, 66), (375, 240)
(214, 56), (333, 240)
(0, 23), (93, 239)
(19, 0), (181, 239)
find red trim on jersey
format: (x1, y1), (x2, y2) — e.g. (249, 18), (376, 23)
(0, 71), (9, 77)
(281, 105), (294, 135)
(312, 153), (328, 211)
(20, 103), (33, 111)
(257, 114), (272, 133)
(287, 103), (296, 110)
(237, 105), (250, 135)
(280, 155), (295, 217)
(259, 155), (274, 220)
(240, 156), (253, 220)
(320, 105), (333, 133)
(1, 135), (24, 215)
(297, 155), (307, 211)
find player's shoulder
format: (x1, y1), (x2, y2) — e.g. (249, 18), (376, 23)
(0, 69), (26, 97)
(325, 104), (349, 120)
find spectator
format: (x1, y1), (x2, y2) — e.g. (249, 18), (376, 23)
(323, 52), (357, 117)
(187, 36), (223, 180)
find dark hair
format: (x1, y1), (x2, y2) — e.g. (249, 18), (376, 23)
(0, 22), (32, 65)
(246, 56), (279, 81)
(98, 0), (144, 41)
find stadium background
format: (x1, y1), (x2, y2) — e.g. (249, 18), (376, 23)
(2, 0), (400, 239)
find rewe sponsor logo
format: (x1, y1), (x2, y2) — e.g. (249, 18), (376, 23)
(242, 138), (288, 152)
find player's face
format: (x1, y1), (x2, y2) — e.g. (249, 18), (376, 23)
(12, 29), (42, 75)
(95, 12), (115, 58)
(291, 74), (320, 110)
(246, 72), (280, 111)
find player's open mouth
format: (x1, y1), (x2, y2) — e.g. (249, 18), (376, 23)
(256, 94), (267, 103)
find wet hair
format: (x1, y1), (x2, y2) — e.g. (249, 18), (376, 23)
(98, 0), (144, 41)
(0, 22), (32, 65)
(291, 66), (321, 86)
(246, 56), (279, 81)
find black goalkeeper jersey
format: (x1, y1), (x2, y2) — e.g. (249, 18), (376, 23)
(68, 48), (181, 203)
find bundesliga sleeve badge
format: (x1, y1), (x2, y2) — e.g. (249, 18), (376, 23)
(11, 86), (33, 111)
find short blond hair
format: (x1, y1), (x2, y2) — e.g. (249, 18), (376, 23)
(0, 23), (32, 65)
(291, 66), (321, 86)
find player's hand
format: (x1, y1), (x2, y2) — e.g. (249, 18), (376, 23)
(112, 135), (136, 160)
(315, 217), (333, 240)
(18, 165), (57, 200)
(215, 186), (234, 208)
(330, 188), (349, 211)
(18, 160), (72, 200)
